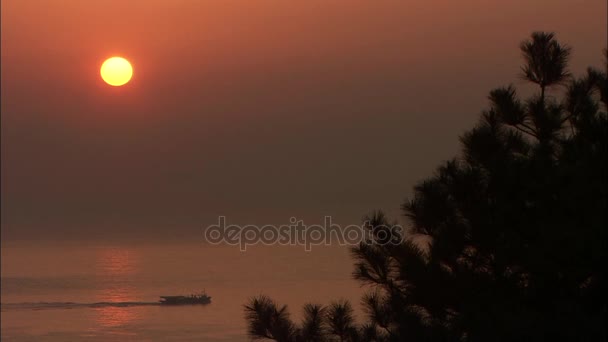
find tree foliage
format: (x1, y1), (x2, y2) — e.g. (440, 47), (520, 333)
(244, 32), (607, 341)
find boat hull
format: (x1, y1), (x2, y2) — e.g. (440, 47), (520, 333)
(159, 295), (211, 305)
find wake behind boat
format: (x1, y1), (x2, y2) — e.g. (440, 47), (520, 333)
(159, 292), (211, 305)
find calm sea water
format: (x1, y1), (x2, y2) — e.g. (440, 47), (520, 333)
(1, 241), (364, 341)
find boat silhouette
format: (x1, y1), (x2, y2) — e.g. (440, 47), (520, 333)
(159, 292), (211, 305)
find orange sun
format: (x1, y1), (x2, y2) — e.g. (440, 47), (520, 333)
(100, 57), (133, 86)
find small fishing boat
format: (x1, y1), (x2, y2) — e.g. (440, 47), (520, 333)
(159, 292), (211, 305)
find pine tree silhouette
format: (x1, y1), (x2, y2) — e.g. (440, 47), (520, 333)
(244, 32), (607, 342)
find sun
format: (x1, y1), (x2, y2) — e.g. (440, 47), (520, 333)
(100, 57), (133, 86)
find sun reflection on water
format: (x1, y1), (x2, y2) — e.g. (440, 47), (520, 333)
(97, 248), (139, 276)
(93, 247), (141, 328)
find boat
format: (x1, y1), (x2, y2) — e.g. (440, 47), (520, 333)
(159, 292), (211, 305)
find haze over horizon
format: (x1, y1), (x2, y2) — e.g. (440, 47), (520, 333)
(1, 0), (606, 242)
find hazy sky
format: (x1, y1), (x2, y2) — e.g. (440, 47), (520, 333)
(1, 0), (606, 241)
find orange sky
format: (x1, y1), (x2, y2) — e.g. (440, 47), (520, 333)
(1, 0), (606, 240)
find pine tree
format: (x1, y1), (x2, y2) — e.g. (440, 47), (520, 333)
(244, 32), (607, 342)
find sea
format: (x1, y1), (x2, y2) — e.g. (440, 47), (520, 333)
(1, 241), (365, 341)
